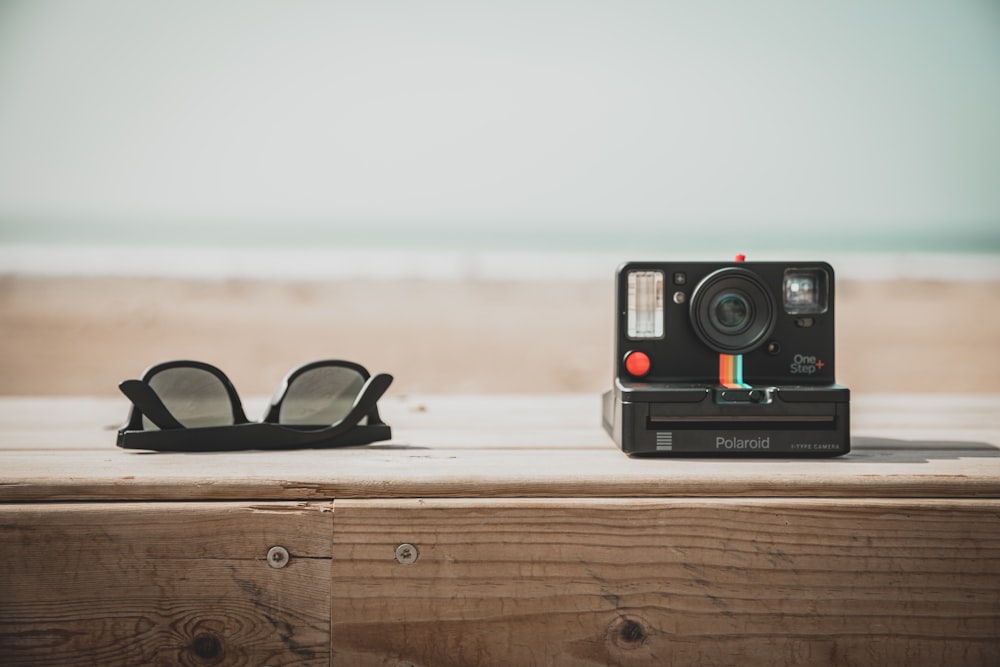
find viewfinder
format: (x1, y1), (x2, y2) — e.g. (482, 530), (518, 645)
(783, 268), (829, 315)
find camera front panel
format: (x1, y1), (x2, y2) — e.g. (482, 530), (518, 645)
(615, 261), (836, 386)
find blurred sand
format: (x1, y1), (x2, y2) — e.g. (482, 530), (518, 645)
(1, 276), (998, 397)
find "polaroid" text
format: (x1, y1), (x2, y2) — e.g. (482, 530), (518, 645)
(716, 435), (771, 450)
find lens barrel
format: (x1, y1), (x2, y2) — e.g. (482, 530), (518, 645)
(690, 268), (776, 354)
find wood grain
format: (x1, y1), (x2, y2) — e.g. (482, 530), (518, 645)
(330, 498), (1000, 667)
(0, 502), (334, 667)
(2, 395), (1000, 664)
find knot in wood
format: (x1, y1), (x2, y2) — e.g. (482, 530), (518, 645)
(620, 619), (645, 643)
(192, 632), (223, 661)
(609, 615), (650, 650)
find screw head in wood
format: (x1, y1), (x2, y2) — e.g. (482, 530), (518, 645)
(394, 543), (419, 564)
(266, 545), (290, 569)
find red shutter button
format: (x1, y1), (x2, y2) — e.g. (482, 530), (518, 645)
(624, 351), (651, 377)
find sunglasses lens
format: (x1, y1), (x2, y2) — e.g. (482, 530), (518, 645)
(280, 366), (366, 425)
(144, 367), (235, 430)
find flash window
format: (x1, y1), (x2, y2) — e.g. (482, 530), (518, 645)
(626, 270), (664, 339)
(783, 268), (829, 315)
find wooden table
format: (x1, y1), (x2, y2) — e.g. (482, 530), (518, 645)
(1, 394), (999, 666)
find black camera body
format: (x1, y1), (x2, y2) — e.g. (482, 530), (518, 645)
(602, 260), (850, 456)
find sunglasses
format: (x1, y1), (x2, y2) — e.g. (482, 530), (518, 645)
(117, 360), (393, 452)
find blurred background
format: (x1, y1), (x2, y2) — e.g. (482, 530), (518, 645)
(1, 0), (998, 398)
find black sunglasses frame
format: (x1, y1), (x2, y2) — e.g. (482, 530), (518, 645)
(117, 359), (392, 452)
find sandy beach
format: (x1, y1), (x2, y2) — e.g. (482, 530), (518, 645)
(1, 275), (997, 399)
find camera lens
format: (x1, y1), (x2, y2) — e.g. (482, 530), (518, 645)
(690, 268), (776, 354)
(711, 293), (750, 332)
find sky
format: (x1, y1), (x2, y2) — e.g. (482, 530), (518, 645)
(0, 0), (998, 252)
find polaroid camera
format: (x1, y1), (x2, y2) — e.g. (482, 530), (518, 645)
(602, 259), (850, 456)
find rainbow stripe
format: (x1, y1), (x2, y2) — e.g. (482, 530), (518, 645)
(719, 354), (751, 389)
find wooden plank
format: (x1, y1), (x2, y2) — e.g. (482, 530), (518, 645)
(0, 395), (999, 501)
(0, 502), (334, 666)
(2, 394), (999, 450)
(330, 498), (1000, 667)
(2, 444), (1000, 501)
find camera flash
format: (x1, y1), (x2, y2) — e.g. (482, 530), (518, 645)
(783, 269), (828, 315)
(627, 271), (664, 339)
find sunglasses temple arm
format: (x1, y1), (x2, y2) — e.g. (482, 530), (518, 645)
(348, 373), (393, 425)
(118, 379), (186, 430)
(331, 373), (393, 434)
